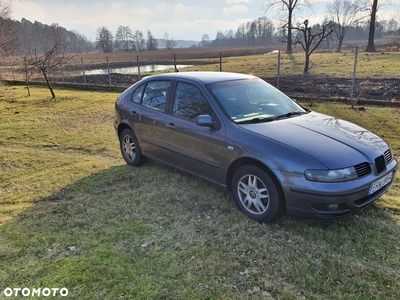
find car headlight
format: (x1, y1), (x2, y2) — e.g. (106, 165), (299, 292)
(305, 167), (358, 182)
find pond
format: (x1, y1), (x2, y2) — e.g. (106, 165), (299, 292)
(82, 64), (193, 75)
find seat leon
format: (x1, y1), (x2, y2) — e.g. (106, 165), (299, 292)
(114, 72), (397, 223)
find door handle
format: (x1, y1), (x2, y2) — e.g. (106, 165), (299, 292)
(166, 123), (175, 129)
(130, 111), (137, 116)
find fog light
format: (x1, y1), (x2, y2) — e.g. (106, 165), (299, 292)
(328, 204), (339, 211)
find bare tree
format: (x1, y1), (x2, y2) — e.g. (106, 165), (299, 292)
(115, 25), (134, 52)
(0, 0), (10, 16)
(133, 30), (145, 51)
(292, 20), (333, 74)
(365, 0), (378, 52)
(255, 17), (275, 45)
(146, 30), (158, 50)
(201, 34), (210, 47)
(0, 0), (17, 57)
(163, 32), (176, 49)
(25, 24), (76, 98)
(69, 30), (92, 53)
(235, 24), (246, 45)
(264, 0), (310, 54)
(328, 0), (366, 52)
(96, 26), (114, 53)
(396, 17), (400, 36)
(386, 18), (398, 34)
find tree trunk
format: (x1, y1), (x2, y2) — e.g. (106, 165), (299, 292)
(336, 38), (343, 52)
(304, 53), (310, 74)
(365, 0), (378, 52)
(286, 12), (293, 54)
(42, 70), (56, 98)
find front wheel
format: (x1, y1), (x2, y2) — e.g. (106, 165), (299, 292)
(232, 165), (283, 223)
(119, 128), (143, 166)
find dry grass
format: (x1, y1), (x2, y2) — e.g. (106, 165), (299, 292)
(59, 46), (279, 70)
(0, 86), (399, 299)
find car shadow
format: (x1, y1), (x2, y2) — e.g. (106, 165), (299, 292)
(2, 159), (399, 238)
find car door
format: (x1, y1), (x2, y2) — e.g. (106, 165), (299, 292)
(128, 80), (172, 161)
(163, 81), (225, 183)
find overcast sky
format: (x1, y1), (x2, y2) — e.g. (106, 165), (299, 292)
(11, 0), (398, 42)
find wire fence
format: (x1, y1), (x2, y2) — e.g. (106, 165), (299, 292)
(4, 48), (400, 102)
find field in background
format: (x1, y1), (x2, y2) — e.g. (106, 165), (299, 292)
(64, 48), (400, 78)
(3, 46), (400, 102)
(0, 86), (399, 299)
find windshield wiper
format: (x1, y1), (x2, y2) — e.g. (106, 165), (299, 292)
(275, 111), (308, 120)
(237, 116), (276, 124)
(251, 117), (276, 123)
(236, 111), (309, 124)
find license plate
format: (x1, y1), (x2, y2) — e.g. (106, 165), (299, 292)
(369, 172), (393, 195)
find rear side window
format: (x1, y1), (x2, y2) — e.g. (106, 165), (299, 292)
(142, 81), (172, 112)
(173, 82), (213, 121)
(132, 84), (145, 103)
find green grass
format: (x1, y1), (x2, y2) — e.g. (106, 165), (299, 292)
(0, 86), (399, 299)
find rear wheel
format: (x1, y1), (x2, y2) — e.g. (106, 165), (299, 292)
(232, 165), (283, 223)
(119, 128), (143, 166)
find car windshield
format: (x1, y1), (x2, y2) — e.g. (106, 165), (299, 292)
(208, 78), (307, 124)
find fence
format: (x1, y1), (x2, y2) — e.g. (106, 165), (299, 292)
(4, 48), (400, 102)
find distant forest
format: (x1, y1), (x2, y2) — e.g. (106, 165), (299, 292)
(14, 18), (95, 54)
(205, 16), (399, 49)
(4, 15), (400, 55)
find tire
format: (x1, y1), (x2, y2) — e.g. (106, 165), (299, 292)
(119, 128), (143, 166)
(231, 165), (283, 223)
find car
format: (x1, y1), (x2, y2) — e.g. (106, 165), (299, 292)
(114, 71), (398, 223)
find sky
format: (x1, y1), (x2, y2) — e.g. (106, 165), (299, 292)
(10, 0), (398, 42)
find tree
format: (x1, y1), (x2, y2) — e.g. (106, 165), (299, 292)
(365, 0), (378, 52)
(146, 30), (158, 50)
(201, 34), (210, 47)
(246, 21), (257, 45)
(0, 0), (10, 17)
(0, 0), (17, 57)
(69, 30), (92, 53)
(255, 17), (274, 45)
(133, 30), (145, 51)
(96, 26), (114, 53)
(115, 25), (134, 52)
(386, 18), (398, 34)
(234, 24), (246, 45)
(292, 20), (333, 74)
(328, 0), (366, 52)
(210, 17), (275, 47)
(264, 0), (310, 54)
(25, 24), (76, 98)
(225, 30), (235, 46)
(163, 32), (176, 49)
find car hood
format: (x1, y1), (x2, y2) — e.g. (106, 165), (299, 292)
(239, 112), (388, 169)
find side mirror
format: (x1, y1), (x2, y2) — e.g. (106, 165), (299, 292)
(196, 115), (214, 128)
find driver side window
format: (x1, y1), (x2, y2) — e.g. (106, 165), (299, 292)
(173, 82), (213, 122)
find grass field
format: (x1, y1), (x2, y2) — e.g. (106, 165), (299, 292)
(3, 47), (400, 81)
(0, 86), (399, 299)
(181, 51), (400, 78)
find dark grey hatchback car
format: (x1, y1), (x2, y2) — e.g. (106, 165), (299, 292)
(114, 72), (397, 222)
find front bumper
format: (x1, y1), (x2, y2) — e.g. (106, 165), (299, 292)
(281, 158), (398, 219)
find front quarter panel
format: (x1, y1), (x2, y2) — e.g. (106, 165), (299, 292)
(220, 125), (328, 185)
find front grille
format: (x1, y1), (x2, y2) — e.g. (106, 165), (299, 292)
(384, 149), (393, 164)
(354, 162), (371, 178)
(353, 149), (392, 179)
(375, 155), (386, 174)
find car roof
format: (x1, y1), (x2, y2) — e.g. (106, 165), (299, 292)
(140, 71), (257, 85)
